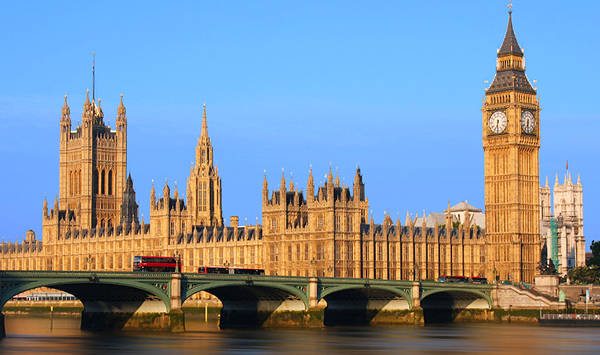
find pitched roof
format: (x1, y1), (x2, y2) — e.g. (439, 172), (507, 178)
(447, 201), (482, 213)
(498, 12), (523, 57)
(485, 69), (535, 95)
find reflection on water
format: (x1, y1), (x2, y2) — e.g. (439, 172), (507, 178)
(2, 313), (600, 354)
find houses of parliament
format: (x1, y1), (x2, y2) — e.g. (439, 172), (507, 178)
(0, 10), (586, 283)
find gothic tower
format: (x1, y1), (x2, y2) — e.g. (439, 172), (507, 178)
(58, 91), (127, 229)
(483, 9), (540, 282)
(186, 104), (224, 227)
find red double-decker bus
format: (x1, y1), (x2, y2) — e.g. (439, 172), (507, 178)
(198, 266), (265, 275)
(133, 256), (181, 272)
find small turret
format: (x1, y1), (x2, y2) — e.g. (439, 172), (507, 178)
(163, 179), (171, 200)
(53, 195), (59, 212)
(116, 94), (127, 132)
(262, 172), (269, 202)
(82, 89), (92, 121)
(150, 180), (156, 207)
(43, 196), (48, 217)
(353, 167), (365, 201)
(96, 98), (104, 121)
(289, 174), (295, 192)
(327, 167), (334, 199)
(61, 95), (71, 122)
(307, 167), (314, 201)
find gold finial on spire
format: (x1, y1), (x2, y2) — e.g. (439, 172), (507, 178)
(508, 0), (512, 13)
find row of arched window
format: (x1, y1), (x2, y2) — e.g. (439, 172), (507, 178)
(95, 168), (113, 195)
(69, 170), (82, 196)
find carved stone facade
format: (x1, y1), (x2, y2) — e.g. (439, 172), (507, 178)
(482, 10), (541, 283)
(1, 9), (547, 283)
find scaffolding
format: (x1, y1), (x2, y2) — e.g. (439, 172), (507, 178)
(550, 218), (559, 269)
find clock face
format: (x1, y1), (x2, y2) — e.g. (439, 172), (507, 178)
(488, 111), (507, 134)
(521, 111), (535, 134)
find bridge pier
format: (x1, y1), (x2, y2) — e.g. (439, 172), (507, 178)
(309, 277), (319, 309)
(1, 313), (5, 338)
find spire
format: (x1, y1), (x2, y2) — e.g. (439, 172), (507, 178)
(96, 98), (104, 119)
(163, 178), (170, 198)
(307, 167), (314, 189)
(280, 169), (286, 190)
(498, 9), (523, 57)
(545, 176), (549, 187)
(61, 95), (70, 121)
(117, 94), (126, 121)
(263, 172), (268, 190)
(405, 211), (410, 226)
(577, 174), (581, 185)
(84, 89), (91, 110)
(150, 179), (156, 205)
(568, 172), (572, 184)
(125, 173), (134, 193)
(328, 166), (333, 185)
(335, 172), (340, 188)
(201, 104), (208, 138)
(555, 173), (559, 186)
(289, 174), (295, 191)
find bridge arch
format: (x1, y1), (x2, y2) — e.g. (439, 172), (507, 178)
(1, 277), (171, 318)
(320, 284), (413, 326)
(420, 288), (492, 308)
(183, 280), (309, 328)
(420, 287), (492, 324)
(320, 284), (413, 308)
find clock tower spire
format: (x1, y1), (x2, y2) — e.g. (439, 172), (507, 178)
(482, 8), (541, 283)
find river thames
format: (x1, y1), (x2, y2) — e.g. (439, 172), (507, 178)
(2, 314), (600, 354)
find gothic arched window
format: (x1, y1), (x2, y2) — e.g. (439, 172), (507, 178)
(108, 170), (113, 195)
(101, 170), (106, 195)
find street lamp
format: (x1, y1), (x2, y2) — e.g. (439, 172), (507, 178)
(85, 254), (94, 271)
(493, 267), (498, 284)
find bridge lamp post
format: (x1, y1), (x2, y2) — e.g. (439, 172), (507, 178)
(493, 268), (498, 284)
(414, 263), (420, 281)
(310, 258), (317, 277)
(85, 254), (94, 271)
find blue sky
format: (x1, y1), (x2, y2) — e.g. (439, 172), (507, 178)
(0, 1), (598, 250)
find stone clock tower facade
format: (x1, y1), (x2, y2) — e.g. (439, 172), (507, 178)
(483, 10), (540, 283)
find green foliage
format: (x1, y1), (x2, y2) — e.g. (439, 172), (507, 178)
(587, 240), (600, 267)
(568, 265), (600, 284)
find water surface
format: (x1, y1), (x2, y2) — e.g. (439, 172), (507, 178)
(2, 314), (600, 354)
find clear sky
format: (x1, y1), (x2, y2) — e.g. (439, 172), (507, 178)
(0, 1), (598, 250)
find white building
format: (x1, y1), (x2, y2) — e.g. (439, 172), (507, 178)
(540, 172), (585, 275)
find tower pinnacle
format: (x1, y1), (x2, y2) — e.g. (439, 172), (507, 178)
(201, 104), (208, 138)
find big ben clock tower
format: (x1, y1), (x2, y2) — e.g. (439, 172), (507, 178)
(483, 8), (540, 283)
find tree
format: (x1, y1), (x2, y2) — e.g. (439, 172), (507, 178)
(568, 266), (600, 284)
(588, 240), (600, 267)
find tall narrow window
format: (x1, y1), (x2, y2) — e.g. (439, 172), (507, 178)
(108, 170), (113, 195)
(101, 170), (105, 195)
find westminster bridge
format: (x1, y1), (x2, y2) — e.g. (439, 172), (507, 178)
(0, 271), (560, 336)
